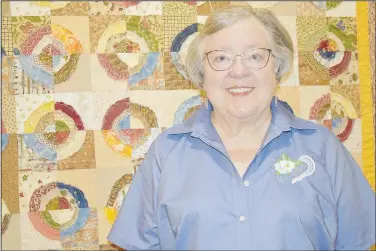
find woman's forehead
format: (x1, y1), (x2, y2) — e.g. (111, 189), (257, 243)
(203, 19), (271, 52)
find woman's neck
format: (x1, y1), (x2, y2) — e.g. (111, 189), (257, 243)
(210, 106), (272, 141)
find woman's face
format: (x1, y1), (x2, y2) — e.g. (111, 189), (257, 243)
(202, 17), (278, 120)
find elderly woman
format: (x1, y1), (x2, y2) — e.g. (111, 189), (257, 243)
(108, 5), (375, 250)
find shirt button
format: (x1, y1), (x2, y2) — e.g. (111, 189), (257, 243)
(243, 181), (250, 187)
(239, 216), (246, 222)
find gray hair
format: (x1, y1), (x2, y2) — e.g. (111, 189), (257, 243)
(185, 5), (294, 88)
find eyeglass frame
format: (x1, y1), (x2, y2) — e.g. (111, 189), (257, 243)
(203, 48), (274, 71)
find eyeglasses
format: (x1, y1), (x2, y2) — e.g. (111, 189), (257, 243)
(204, 48), (273, 71)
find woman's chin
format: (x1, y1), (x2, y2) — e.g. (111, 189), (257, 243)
(226, 107), (257, 120)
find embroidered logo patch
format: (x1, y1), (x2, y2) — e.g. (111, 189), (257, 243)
(274, 154), (316, 184)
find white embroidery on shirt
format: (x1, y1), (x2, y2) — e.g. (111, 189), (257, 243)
(274, 154), (316, 184)
(291, 155), (316, 184)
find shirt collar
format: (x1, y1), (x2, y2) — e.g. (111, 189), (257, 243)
(165, 96), (317, 136)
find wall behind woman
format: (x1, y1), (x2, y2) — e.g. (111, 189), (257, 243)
(1, 1), (374, 250)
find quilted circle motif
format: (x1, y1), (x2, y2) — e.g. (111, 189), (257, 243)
(17, 24), (83, 86)
(28, 182), (89, 240)
(23, 101), (86, 161)
(97, 18), (160, 82)
(102, 98), (158, 157)
(102, 98), (132, 156)
(314, 33), (351, 77)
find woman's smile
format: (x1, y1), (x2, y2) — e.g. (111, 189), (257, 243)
(226, 86), (255, 96)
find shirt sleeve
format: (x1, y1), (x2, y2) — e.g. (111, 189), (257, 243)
(325, 132), (375, 250)
(107, 139), (161, 250)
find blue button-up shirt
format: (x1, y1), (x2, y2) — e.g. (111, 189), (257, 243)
(108, 97), (375, 250)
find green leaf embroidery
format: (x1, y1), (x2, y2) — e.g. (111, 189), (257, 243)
(282, 153), (288, 161)
(294, 160), (303, 166)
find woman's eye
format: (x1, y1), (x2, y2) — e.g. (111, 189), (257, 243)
(216, 55), (230, 61)
(251, 54), (262, 60)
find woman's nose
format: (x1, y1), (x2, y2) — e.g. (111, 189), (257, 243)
(230, 55), (249, 77)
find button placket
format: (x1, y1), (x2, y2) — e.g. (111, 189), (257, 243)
(237, 178), (252, 250)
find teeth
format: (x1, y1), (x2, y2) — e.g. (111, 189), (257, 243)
(228, 87), (254, 93)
